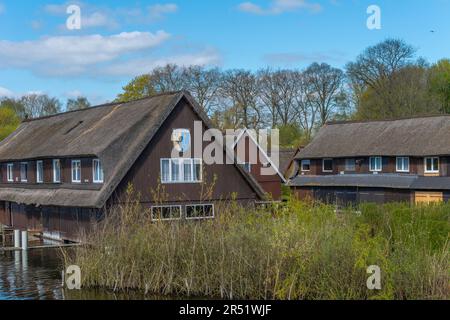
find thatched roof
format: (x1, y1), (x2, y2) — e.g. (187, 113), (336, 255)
(289, 174), (450, 190)
(296, 115), (450, 159)
(0, 91), (266, 207)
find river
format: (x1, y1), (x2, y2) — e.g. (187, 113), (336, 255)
(0, 244), (150, 300)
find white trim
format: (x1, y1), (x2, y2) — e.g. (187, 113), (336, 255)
(232, 128), (287, 183)
(160, 158), (203, 184)
(53, 159), (61, 183)
(6, 163), (13, 182)
(396, 157), (410, 173)
(424, 157), (439, 173)
(151, 205), (182, 221)
(71, 159), (81, 183)
(92, 159), (104, 183)
(36, 160), (44, 183)
(322, 158), (333, 173)
(20, 162), (28, 182)
(369, 157), (382, 172)
(185, 204), (215, 220)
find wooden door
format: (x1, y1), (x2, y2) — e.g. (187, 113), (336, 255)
(415, 192), (443, 204)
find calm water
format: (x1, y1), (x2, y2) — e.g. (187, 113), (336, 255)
(0, 244), (149, 300)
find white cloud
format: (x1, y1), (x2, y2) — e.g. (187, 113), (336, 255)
(0, 31), (171, 76)
(148, 3), (178, 21)
(100, 49), (221, 77)
(238, 0), (322, 15)
(0, 86), (13, 97)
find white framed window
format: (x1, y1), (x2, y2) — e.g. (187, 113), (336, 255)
(322, 159), (333, 172)
(424, 157), (439, 173)
(53, 159), (61, 183)
(36, 160), (44, 183)
(369, 157), (382, 172)
(345, 158), (356, 171)
(92, 159), (104, 183)
(396, 157), (410, 173)
(186, 204), (214, 220)
(243, 162), (251, 173)
(71, 160), (81, 183)
(161, 158), (202, 183)
(20, 162), (28, 182)
(301, 160), (311, 172)
(151, 205), (182, 221)
(7, 163), (13, 182)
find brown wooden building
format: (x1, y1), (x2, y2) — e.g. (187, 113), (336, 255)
(0, 91), (265, 241)
(288, 116), (450, 206)
(232, 128), (286, 200)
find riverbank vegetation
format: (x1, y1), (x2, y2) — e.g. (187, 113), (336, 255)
(64, 196), (449, 300)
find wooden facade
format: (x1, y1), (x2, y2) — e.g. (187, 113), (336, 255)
(0, 92), (265, 242)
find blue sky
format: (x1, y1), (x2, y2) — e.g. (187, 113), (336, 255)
(0, 0), (449, 105)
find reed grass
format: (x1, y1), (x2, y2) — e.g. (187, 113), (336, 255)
(65, 196), (449, 300)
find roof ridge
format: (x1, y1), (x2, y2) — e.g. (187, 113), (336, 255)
(22, 91), (185, 123)
(326, 113), (450, 126)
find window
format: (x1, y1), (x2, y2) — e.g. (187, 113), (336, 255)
(93, 159), (104, 183)
(322, 159), (333, 172)
(36, 161), (44, 183)
(186, 204), (214, 220)
(345, 158), (356, 171)
(243, 162), (251, 173)
(151, 205), (182, 221)
(161, 158), (202, 183)
(424, 157), (439, 173)
(20, 162), (28, 182)
(53, 159), (61, 183)
(71, 160), (81, 183)
(7, 163), (13, 182)
(396, 157), (410, 173)
(301, 160), (311, 172)
(369, 157), (382, 172)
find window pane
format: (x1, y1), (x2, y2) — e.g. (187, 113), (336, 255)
(243, 163), (251, 173)
(171, 159), (180, 182)
(161, 160), (170, 182)
(345, 159), (355, 171)
(193, 160), (202, 181)
(184, 159), (192, 181)
(323, 159), (333, 171)
(433, 158), (438, 171)
(426, 158), (432, 171)
(301, 160), (310, 171)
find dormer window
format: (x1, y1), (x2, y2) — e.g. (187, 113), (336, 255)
(36, 160), (44, 183)
(369, 157), (382, 172)
(20, 162), (28, 182)
(7, 163), (13, 182)
(322, 159), (333, 173)
(93, 159), (104, 183)
(71, 160), (81, 183)
(53, 159), (61, 183)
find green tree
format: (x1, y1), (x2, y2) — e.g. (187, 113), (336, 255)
(0, 103), (20, 141)
(116, 74), (156, 102)
(278, 123), (306, 147)
(429, 59), (450, 114)
(66, 96), (91, 111)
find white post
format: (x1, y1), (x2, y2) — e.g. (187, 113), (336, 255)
(14, 230), (21, 248)
(21, 231), (28, 250)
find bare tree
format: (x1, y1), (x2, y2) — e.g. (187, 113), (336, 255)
(181, 66), (222, 114)
(220, 70), (262, 128)
(19, 94), (62, 119)
(305, 63), (346, 126)
(292, 72), (318, 140)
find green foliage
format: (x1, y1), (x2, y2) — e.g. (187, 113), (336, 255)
(67, 200), (449, 300)
(278, 124), (307, 147)
(429, 59), (450, 114)
(0, 104), (20, 141)
(116, 74), (156, 103)
(66, 96), (91, 111)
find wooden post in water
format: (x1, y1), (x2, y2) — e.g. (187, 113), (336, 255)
(21, 231), (28, 250)
(14, 230), (21, 248)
